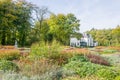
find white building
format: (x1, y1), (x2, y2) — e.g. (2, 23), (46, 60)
(70, 33), (98, 47)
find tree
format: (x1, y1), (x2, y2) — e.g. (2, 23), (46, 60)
(0, 0), (34, 46)
(87, 26), (120, 46)
(15, 0), (34, 46)
(34, 7), (48, 41)
(112, 25), (120, 45)
(48, 13), (80, 45)
(0, 0), (17, 45)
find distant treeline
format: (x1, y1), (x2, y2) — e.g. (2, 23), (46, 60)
(87, 25), (120, 46)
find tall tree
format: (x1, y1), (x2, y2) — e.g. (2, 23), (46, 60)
(34, 7), (48, 41)
(0, 0), (17, 45)
(0, 0), (34, 46)
(112, 25), (120, 45)
(48, 13), (80, 45)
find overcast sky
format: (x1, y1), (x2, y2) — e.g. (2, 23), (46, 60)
(26, 0), (120, 32)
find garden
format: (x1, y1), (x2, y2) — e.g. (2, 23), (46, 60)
(0, 41), (120, 80)
(0, 0), (120, 80)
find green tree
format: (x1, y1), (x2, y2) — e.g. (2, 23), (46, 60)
(34, 7), (48, 42)
(48, 13), (80, 45)
(0, 0), (17, 45)
(112, 25), (120, 46)
(0, 0), (34, 46)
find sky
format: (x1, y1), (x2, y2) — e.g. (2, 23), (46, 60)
(26, 0), (120, 32)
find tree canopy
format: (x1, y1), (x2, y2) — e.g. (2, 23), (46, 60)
(87, 25), (120, 46)
(0, 0), (81, 46)
(0, 0), (33, 46)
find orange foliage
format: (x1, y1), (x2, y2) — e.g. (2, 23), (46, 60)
(2, 45), (15, 49)
(0, 49), (20, 60)
(108, 46), (120, 51)
(95, 46), (106, 49)
(18, 59), (33, 65)
(62, 48), (90, 54)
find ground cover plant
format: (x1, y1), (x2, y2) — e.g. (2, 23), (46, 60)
(64, 54), (120, 80)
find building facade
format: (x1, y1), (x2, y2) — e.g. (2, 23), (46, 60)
(70, 33), (98, 47)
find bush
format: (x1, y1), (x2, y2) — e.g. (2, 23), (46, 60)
(0, 60), (19, 71)
(96, 68), (119, 80)
(69, 54), (88, 62)
(30, 40), (63, 59)
(0, 49), (20, 60)
(18, 58), (59, 77)
(64, 55), (119, 79)
(64, 61), (105, 77)
(86, 53), (110, 66)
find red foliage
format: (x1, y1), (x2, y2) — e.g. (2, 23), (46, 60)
(86, 53), (110, 66)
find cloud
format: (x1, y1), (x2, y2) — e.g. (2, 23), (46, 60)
(27, 0), (120, 32)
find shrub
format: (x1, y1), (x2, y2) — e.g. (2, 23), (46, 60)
(30, 40), (63, 59)
(0, 49), (20, 60)
(69, 54), (88, 62)
(86, 53), (110, 66)
(64, 55), (119, 79)
(64, 60), (119, 79)
(0, 60), (19, 71)
(18, 58), (59, 77)
(64, 61), (105, 77)
(30, 40), (67, 65)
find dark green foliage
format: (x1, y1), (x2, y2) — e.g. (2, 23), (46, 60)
(69, 54), (88, 62)
(64, 55), (119, 79)
(64, 61), (104, 77)
(0, 0), (33, 46)
(0, 60), (19, 71)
